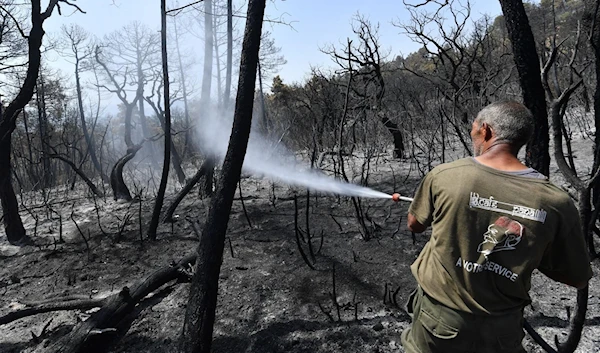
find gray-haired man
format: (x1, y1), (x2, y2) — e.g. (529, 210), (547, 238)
(401, 101), (592, 353)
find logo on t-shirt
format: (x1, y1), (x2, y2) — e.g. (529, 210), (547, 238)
(469, 192), (547, 223)
(477, 216), (524, 258)
(455, 216), (523, 282)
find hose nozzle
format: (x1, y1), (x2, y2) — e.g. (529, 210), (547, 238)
(391, 193), (414, 203)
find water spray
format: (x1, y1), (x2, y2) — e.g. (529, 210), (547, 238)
(195, 111), (416, 203)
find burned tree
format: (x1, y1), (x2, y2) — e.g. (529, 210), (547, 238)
(103, 22), (160, 150)
(147, 0), (173, 241)
(95, 46), (144, 201)
(324, 16), (405, 159)
(179, 0), (266, 351)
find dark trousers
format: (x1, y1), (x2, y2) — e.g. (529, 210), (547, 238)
(401, 286), (526, 353)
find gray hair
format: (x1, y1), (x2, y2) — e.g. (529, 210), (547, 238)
(475, 101), (534, 148)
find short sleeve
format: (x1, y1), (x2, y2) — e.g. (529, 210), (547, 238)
(538, 204), (593, 285)
(408, 171), (435, 227)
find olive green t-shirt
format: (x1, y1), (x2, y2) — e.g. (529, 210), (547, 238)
(409, 158), (593, 315)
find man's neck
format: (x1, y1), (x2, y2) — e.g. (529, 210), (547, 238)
(474, 143), (528, 171)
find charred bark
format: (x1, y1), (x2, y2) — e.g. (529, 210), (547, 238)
(0, 137), (27, 244)
(110, 145), (142, 201)
(198, 161), (215, 199)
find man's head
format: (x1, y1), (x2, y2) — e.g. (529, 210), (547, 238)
(471, 101), (534, 156)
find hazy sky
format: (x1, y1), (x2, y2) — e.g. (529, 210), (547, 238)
(43, 0), (504, 86)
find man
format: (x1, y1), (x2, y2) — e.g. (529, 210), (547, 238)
(401, 101), (593, 353)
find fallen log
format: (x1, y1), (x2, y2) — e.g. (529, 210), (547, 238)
(26, 253), (196, 353)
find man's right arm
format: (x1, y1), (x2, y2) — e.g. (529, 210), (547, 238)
(408, 212), (427, 233)
(406, 172), (435, 234)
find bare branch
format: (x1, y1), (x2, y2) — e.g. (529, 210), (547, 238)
(61, 0), (86, 14)
(0, 5), (27, 38)
(167, 0), (204, 15)
(404, 0), (449, 8)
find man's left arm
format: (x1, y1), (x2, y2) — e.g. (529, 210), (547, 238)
(538, 205), (593, 289)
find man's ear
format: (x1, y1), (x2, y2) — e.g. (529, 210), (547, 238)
(482, 123), (493, 141)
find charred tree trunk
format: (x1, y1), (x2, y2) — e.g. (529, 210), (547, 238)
(147, 0), (173, 241)
(0, 137), (27, 244)
(199, 160), (215, 199)
(499, 0), (550, 176)
(179, 0), (265, 351)
(380, 115), (404, 159)
(110, 144), (142, 201)
(148, 100), (186, 185)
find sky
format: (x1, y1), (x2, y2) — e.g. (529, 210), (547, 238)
(42, 0), (505, 87)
